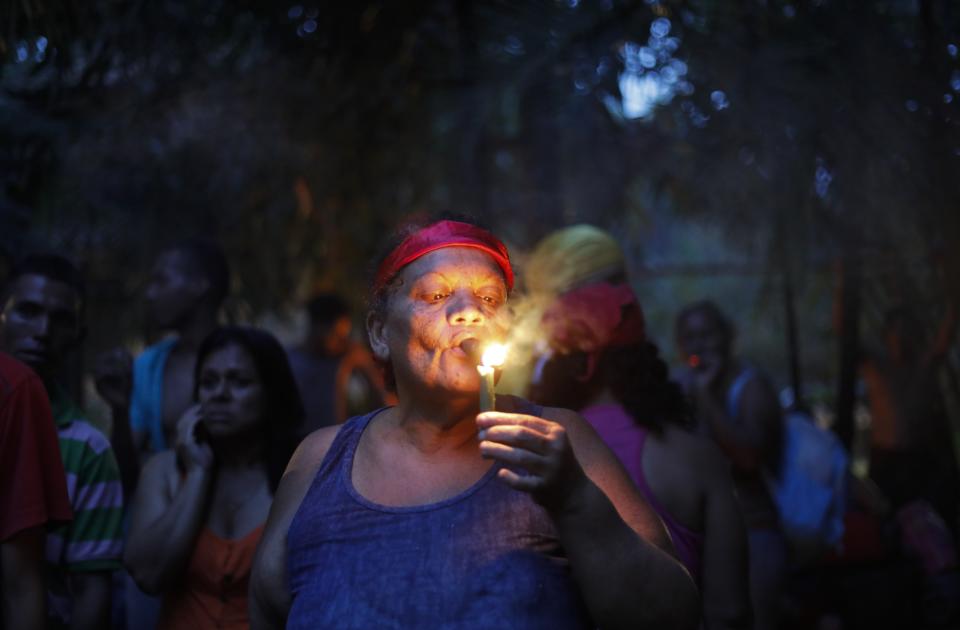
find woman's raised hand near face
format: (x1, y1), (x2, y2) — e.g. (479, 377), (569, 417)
(691, 354), (724, 396)
(476, 412), (589, 513)
(175, 404), (215, 472)
(93, 347), (133, 411)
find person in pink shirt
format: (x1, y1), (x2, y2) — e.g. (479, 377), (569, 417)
(529, 276), (751, 630)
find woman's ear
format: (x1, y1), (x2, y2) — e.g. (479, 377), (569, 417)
(366, 311), (390, 361)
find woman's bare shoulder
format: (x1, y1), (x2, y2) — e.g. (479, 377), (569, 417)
(286, 425), (342, 477)
(661, 425), (730, 475)
(265, 424), (343, 528)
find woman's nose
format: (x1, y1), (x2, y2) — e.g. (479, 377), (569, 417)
(29, 313), (51, 338)
(447, 293), (485, 326)
(211, 381), (230, 399)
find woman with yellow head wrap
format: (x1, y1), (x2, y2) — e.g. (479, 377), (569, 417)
(522, 225), (752, 629)
(498, 225), (628, 396)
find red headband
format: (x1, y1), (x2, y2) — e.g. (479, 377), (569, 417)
(374, 220), (514, 293)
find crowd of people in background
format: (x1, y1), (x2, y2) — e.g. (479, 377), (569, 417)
(1, 218), (958, 629)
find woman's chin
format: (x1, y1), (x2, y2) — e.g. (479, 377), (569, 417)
(204, 421), (259, 439)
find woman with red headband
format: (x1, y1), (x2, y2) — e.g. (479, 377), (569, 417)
(250, 218), (699, 629)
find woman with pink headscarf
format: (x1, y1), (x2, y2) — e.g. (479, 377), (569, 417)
(530, 265), (751, 629)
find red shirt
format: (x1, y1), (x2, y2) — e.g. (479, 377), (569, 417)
(0, 352), (72, 541)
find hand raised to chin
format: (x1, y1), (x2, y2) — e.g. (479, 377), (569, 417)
(176, 404), (215, 472)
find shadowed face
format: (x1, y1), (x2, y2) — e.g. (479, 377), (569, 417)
(145, 250), (203, 330)
(0, 274), (82, 378)
(197, 343), (264, 437)
(369, 247), (509, 398)
(677, 308), (731, 372)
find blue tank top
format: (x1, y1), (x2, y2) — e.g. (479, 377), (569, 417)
(285, 408), (591, 629)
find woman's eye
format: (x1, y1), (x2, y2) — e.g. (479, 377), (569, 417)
(14, 303), (42, 318)
(225, 375), (254, 387)
(429, 293), (447, 302)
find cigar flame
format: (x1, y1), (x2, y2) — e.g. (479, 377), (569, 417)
(481, 343), (509, 368)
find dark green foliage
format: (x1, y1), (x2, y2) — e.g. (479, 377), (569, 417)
(1, 1), (958, 377)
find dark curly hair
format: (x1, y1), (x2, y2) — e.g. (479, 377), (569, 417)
(194, 326), (304, 491)
(530, 341), (692, 434)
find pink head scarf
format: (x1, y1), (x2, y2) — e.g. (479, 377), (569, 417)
(542, 282), (646, 381)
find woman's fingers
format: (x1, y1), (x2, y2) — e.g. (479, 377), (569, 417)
(478, 424), (552, 455)
(176, 405), (203, 445)
(476, 411), (576, 500)
(175, 405), (214, 470)
(477, 413), (568, 457)
(479, 439), (547, 470)
(496, 468), (546, 492)
(477, 411), (552, 433)
(476, 411), (589, 512)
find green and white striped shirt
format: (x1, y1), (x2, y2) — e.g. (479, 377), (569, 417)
(46, 387), (124, 624)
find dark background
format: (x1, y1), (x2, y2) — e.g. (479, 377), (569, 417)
(2, 0), (959, 454)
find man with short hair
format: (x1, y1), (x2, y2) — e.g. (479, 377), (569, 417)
(287, 292), (392, 434)
(95, 239), (229, 478)
(93, 239), (230, 630)
(0, 254), (122, 630)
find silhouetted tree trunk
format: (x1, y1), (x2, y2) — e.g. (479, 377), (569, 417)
(783, 268), (804, 410)
(835, 254), (861, 449)
(454, 0), (489, 217)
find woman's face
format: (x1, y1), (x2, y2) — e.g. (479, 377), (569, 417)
(197, 343), (265, 437)
(677, 309), (730, 371)
(372, 247), (509, 398)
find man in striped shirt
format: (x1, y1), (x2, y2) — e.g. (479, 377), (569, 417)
(0, 254), (123, 630)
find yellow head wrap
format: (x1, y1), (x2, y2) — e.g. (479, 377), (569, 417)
(498, 225), (627, 396)
(524, 225), (626, 295)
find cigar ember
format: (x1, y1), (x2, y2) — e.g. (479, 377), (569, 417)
(688, 354), (701, 368)
(460, 338), (483, 364)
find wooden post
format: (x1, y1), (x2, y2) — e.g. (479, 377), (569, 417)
(783, 267), (804, 410)
(835, 255), (861, 450)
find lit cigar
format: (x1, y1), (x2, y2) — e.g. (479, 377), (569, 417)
(461, 340), (508, 412)
(460, 338), (483, 364)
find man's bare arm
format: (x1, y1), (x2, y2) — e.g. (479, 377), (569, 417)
(1, 526), (46, 630)
(69, 571), (112, 630)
